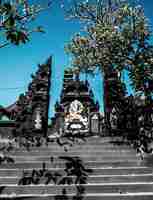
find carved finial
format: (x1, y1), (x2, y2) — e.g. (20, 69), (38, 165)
(46, 56), (52, 66)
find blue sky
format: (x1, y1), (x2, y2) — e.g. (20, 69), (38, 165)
(0, 0), (152, 118)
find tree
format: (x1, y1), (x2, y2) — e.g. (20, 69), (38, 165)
(0, 0), (53, 48)
(129, 46), (153, 104)
(65, 0), (153, 134)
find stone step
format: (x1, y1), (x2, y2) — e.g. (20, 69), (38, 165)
(9, 150), (136, 156)
(0, 160), (142, 169)
(13, 144), (132, 150)
(0, 174), (153, 185)
(43, 141), (130, 146)
(47, 136), (122, 143)
(0, 136), (148, 199)
(0, 183), (153, 195)
(10, 148), (136, 156)
(1, 193), (153, 200)
(0, 167), (151, 177)
(4, 156), (140, 163)
(6, 153), (139, 162)
(14, 141), (131, 149)
(61, 137), (127, 143)
(44, 142), (129, 146)
(0, 137), (126, 146)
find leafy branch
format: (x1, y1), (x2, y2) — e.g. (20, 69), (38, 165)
(0, 0), (52, 47)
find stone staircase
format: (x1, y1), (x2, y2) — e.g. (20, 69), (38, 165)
(0, 136), (153, 199)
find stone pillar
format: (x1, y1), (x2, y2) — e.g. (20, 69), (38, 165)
(90, 113), (100, 135)
(13, 57), (52, 137)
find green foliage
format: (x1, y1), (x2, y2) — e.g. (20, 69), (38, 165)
(0, 0), (51, 47)
(6, 30), (29, 45)
(65, 0), (153, 119)
(107, 78), (126, 105)
(65, 0), (150, 73)
(128, 46), (153, 95)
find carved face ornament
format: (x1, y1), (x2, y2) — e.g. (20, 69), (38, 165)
(69, 100), (83, 114)
(34, 108), (42, 130)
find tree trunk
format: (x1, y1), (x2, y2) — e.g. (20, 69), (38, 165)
(103, 74), (112, 136)
(144, 89), (152, 126)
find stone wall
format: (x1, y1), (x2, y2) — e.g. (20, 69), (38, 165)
(13, 57), (52, 137)
(0, 122), (15, 138)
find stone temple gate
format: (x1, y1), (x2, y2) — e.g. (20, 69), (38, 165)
(0, 57), (103, 138)
(0, 57), (52, 137)
(50, 69), (101, 136)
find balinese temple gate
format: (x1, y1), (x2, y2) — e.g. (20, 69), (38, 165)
(0, 58), (102, 138)
(51, 69), (101, 136)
